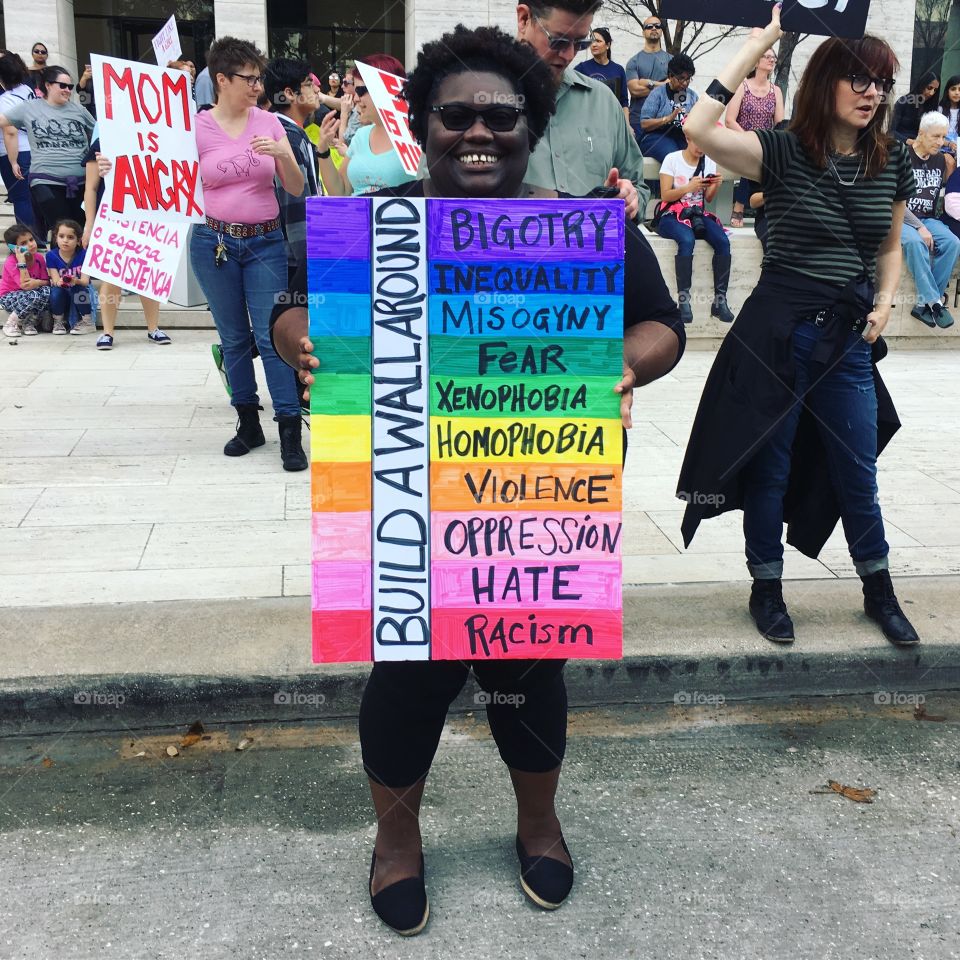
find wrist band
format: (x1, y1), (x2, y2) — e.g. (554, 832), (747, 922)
(706, 79), (735, 106)
(317, 148), (331, 159)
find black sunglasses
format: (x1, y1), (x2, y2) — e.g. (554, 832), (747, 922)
(847, 74), (895, 95)
(429, 103), (526, 132)
(33, 48), (48, 55)
(355, 85), (369, 97)
(53, 81), (74, 91)
(644, 23), (662, 30)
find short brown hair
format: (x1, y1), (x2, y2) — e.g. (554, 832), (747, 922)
(207, 36), (266, 102)
(790, 35), (899, 179)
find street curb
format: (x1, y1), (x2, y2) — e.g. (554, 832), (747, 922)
(3, 577), (959, 734)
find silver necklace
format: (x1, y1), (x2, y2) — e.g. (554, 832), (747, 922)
(828, 154), (863, 185)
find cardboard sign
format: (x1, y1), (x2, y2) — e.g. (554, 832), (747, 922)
(660, 0), (870, 38)
(306, 196), (625, 663)
(152, 15), (182, 65)
(91, 54), (204, 222)
(82, 201), (190, 303)
(352, 62), (422, 176)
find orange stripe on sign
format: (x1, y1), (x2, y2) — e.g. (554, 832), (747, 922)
(430, 462), (622, 512)
(311, 461), (371, 512)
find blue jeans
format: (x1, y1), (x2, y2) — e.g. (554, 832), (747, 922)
(639, 129), (686, 163)
(190, 225), (300, 418)
(741, 321), (888, 578)
(50, 283), (92, 319)
(657, 212), (730, 257)
(0, 152), (36, 231)
(901, 218), (960, 306)
(733, 176), (757, 207)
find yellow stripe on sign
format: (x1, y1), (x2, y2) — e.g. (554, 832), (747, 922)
(311, 415), (371, 462)
(430, 417), (621, 464)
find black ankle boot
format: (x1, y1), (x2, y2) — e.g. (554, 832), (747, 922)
(861, 569), (920, 645)
(749, 578), (795, 643)
(710, 253), (735, 322)
(277, 416), (308, 472)
(675, 254), (694, 323)
(223, 404), (265, 457)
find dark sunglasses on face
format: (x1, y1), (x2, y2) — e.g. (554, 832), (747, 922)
(53, 81), (74, 91)
(847, 74), (895, 95)
(33, 48), (47, 55)
(355, 85), (369, 97)
(644, 23), (662, 30)
(429, 103), (526, 132)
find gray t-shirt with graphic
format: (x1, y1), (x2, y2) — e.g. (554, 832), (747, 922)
(3, 98), (94, 184)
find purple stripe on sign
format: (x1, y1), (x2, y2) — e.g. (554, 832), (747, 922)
(427, 198), (624, 262)
(307, 197), (371, 261)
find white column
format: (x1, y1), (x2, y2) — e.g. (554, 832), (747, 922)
(214, 0), (268, 53)
(5, 0), (78, 79)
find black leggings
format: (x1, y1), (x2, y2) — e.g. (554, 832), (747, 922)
(30, 183), (85, 239)
(359, 659), (568, 787)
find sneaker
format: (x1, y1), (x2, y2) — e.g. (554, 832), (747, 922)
(212, 343), (232, 397)
(147, 329), (172, 345)
(96, 333), (114, 350)
(911, 304), (937, 328)
(70, 318), (96, 335)
(22, 319), (38, 336)
(932, 302), (955, 329)
(52, 317), (68, 335)
(2, 315), (21, 337)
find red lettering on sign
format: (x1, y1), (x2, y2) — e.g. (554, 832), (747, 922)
(102, 64), (192, 131)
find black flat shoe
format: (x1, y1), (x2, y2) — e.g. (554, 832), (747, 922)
(369, 851), (429, 936)
(516, 834), (574, 910)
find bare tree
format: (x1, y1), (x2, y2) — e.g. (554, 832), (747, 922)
(602, 0), (743, 60)
(913, 0), (952, 53)
(773, 31), (808, 105)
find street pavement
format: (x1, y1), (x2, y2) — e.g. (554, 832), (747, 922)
(1, 693), (958, 960)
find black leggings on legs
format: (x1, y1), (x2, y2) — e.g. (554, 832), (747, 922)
(359, 659), (568, 787)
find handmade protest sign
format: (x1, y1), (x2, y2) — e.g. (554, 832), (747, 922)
(661, 0), (870, 37)
(82, 201), (190, 303)
(307, 196), (624, 663)
(91, 54), (204, 222)
(152, 15), (182, 65)
(352, 61), (422, 176)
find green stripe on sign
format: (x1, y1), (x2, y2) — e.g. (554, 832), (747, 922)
(429, 375), (619, 419)
(310, 336), (371, 374)
(310, 373), (372, 416)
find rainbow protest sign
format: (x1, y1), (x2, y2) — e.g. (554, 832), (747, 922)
(307, 196), (624, 663)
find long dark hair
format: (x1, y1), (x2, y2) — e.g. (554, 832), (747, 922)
(0, 53), (30, 90)
(939, 74), (960, 113)
(908, 70), (940, 113)
(790, 35), (898, 178)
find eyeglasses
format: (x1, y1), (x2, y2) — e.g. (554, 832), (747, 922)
(355, 85), (369, 97)
(53, 81), (74, 91)
(532, 15), (593, 53)
(847, 74), (895, 94)
(230, 72), (264, 88)
(643, 22), (662, 30)
(429, 103), (526, 132)
(33, 48), (47, 55)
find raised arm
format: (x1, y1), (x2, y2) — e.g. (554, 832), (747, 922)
(683, 9), (784, 180)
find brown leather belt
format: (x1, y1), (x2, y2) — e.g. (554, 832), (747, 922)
(205, 216), (281, 238)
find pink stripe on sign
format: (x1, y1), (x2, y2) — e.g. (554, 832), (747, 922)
(312, 561), (371, 609)
(430, 511), (622, 562)
(431, 560), (621, 609)
(312, 511), (371, 562)
(431, 608), (622, 660)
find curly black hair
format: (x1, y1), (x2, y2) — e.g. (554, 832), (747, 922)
(404, 24), (556, 151)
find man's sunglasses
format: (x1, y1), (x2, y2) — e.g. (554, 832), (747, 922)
(53, 81), (74, 91)
(429, 103), (526, 132)
(643, 23), (662, 30)
(355, 85), (369, 97)
(847, 74), (895, 94)
(533, 15), (592, 53)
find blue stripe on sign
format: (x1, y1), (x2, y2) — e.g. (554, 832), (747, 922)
(427, 294), (622, 339)
(428, 261), (625, 297)
(308, 292), (372, 338)
(307, 258), (371, 294)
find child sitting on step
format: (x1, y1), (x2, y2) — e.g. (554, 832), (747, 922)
(46, 219), (95, 335)
(1, 222), (51, 337)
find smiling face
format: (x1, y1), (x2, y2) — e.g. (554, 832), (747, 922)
(45, 73), (73, 105)
(356, 83), (378, 124)
(517, 3), (594, 86)
(424, 70), (530, 199)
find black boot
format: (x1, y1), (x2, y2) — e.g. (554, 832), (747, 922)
(675, 254), (694, 323)
(224, 404), (265, 457)
(278, 416), (308, 472)
(749, 578), (795, 643)
(710, 253), (735, 323)
(861, 569), (920, 645)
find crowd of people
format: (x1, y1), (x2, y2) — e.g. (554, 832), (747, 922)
(0, 0), (946, 936)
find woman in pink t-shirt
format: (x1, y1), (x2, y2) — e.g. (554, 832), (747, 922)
(190, 36), (307, 471)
